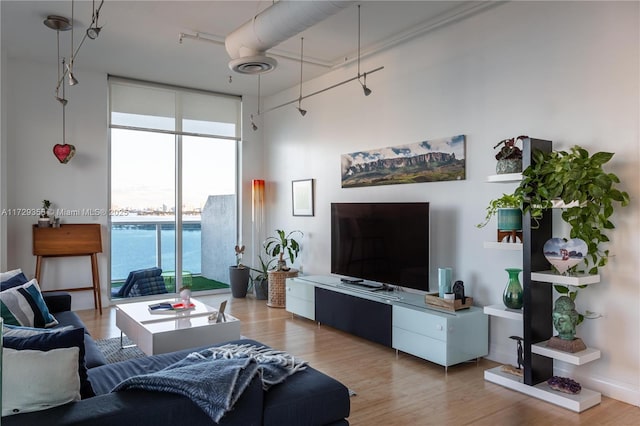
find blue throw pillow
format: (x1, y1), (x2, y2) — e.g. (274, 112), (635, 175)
(1, 279), (58, 328)
(0, 269), (22, 281)
(3, 327), (95, 399)
(0, 271), (29, 291)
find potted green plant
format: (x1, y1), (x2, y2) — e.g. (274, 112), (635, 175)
(480, 145), (630, 324)
(265, 229), (303, 271)
(494, 136), (524, 174)
(249, 254), (276, 300)
(514, 145), (629, 274)
(38, 199), (52, 227)
(476, 192), (523, 232)
(229, 244), (250, 298)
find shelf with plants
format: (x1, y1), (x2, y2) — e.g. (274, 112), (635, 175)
(486, 173), (522, 183)
(480, 138), (629, 412)
(483, 241), (523, 251)
(530, 271), (600, 286)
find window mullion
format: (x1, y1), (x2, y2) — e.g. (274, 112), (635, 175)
(175, 93), (183, 290)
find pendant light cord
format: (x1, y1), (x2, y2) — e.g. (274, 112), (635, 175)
(62, 60), (66, 145)
(357, 4), (361, 79)
(56, 31), (61, 95)
(70, 0), (74, 68)
(298, 37), (304, 104)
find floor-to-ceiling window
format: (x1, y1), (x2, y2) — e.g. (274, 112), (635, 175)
(108, 77), (241, 299)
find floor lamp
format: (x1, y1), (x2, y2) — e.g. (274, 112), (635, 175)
(252, 179), (266, 268)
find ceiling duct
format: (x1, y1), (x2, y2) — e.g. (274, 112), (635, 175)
(225, 0), (353, 75)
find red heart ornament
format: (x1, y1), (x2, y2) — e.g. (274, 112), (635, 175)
(53, 144), (76, 164)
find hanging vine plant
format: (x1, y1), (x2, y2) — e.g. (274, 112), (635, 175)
(514, 145), (630, 275)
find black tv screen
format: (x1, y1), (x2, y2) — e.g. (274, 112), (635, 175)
(331, 202), (430, 291)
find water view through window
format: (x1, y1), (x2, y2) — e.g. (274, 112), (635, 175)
(109, 79), (240, 297)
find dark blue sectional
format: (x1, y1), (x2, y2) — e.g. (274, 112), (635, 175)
(4, 293), (350, 426)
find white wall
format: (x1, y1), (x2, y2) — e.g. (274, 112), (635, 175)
(1, 4), (7, 270)
(3, 59), (262, 310)
(6, 59), (109, 309)
(261, 1), (640, 405)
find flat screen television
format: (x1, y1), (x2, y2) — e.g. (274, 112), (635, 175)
(331, 202), (430, 292)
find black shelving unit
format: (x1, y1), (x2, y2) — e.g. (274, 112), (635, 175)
(521, 137), (553, 385)
(483, 138), (602, 412)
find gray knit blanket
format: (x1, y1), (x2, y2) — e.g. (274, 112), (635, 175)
(112, 343), (307, 422)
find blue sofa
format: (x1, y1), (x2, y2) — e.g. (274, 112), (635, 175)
(3, 293), (351, 426)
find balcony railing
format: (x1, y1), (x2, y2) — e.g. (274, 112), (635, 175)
(110, 216), (202, 281)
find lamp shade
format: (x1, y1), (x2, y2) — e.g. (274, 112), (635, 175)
(252, 179), (266, 269)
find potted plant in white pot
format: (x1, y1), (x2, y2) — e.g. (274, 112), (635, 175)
(229, 245), (250, 298)
(38, 199), (52, 227)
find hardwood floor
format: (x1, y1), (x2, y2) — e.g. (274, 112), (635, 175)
(77, 294), (640, 425)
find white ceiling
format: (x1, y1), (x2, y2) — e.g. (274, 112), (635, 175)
(1, 1), (493, 97)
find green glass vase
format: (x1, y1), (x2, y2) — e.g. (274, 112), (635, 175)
(503, 268), (523, 309)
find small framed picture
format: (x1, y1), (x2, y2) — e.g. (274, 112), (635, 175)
(292, 179), (314, 216)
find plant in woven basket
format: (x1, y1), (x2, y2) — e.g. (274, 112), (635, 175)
(265, 229), (303, 271)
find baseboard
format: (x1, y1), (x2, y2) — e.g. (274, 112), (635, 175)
(553, 365), (640, 407)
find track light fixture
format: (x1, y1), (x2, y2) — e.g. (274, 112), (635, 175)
(251, 4), (384, 116)
(86, 0), (103, 40)
(296, 37), (308, 117)
(250, 114), (258, 131)
(67, 63), (79, 86)
(46, 0), (105, 94)
(360, 72), (372, 96)
(356, 5), (372, 97)
(43, 0), (104, 164)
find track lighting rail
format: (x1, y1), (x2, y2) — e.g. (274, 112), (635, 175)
(259, 66), (383, 115)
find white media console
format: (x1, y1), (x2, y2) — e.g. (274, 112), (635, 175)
(286, 275), (488, 369)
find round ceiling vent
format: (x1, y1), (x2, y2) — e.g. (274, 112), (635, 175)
(43, 15), (72, 31)
(228, 56), (278, 75)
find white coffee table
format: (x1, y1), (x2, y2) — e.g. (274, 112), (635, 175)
(115, 298), (241, 355)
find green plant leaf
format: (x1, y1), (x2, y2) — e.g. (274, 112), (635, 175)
(591, 151), (614, 166)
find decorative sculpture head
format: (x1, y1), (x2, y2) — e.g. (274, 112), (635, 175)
(552, 296), (579, 340)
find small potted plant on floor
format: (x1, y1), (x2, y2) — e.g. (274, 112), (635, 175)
(229, 245), (250, 298)
(250, 254), (276, 300)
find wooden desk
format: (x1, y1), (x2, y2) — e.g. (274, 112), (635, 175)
(33, 224), (103, 314)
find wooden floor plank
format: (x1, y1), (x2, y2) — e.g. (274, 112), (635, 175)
(77, 294), (640, 425)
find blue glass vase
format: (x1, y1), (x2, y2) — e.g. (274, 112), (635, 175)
(503, 268), (523, 309)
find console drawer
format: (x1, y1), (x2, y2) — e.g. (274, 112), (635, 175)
(393, 305), (447, 341)
(286, 295), (315, 320)
(286, 278), (315, 300)
(392, 327), (447, 366)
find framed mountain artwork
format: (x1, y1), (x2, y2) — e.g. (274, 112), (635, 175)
(341, 135), (466, 188)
